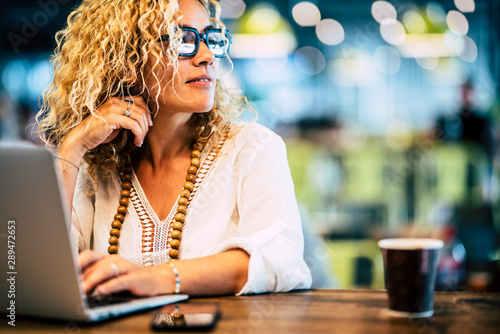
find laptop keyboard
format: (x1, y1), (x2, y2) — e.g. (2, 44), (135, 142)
(86, 291), (137, 309)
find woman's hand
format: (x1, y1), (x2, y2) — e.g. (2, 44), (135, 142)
(67, 96), (153, 154)
(57, 95), (152, 175)
(79, 249), (173, 296)
(54, 96), (153, 212)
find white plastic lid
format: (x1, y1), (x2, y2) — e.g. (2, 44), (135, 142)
(378, 238), (444, 250)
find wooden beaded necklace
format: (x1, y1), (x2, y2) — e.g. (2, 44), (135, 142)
(107, 142), (204, 260)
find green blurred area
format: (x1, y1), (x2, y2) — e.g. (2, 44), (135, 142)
(285, 128), (500, 291)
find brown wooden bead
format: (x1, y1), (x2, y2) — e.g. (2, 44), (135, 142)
(111, 220), (122, 230)
(177, 205), (187, 214)
(110, 228), (121, 237)
(114, 213), (125, 222)
(186, 173), (196, 183)
(178, 197), (189, 206)
(174, 213), (185, 222)
(121, 181), (132, 190)
(119, 197), (130, 206)
(170, 239), (181, 249)
(171, 230), (182, 239)
(169, 249), (179, 259)
(183, 181), (194, 192)
(109, 236), (119, 245)
(108, 245), (118, 254)
(191, 150), (201, 159)
(180, 189), (191, 198)
(193, 143), (203, 151)
(120, 189), (131, 197)
(190, 158), (201, 168)
(117, 205), (128, 215)
(187, 166), (198, 175)
(121, 174), (132, 182)
(172, 221), (183, 231)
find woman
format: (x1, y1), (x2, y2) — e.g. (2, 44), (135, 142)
(37, 0), (311, 296)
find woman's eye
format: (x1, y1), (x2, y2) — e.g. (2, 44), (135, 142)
(182, 32), (196, 44)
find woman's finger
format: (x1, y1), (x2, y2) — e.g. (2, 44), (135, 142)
(95, 274), (134, 295)
(78, 249), (104, 271)
(121, 104), (150, 141)
(82, 256), (139, 293)
(95, 266), (170, 296)
(115, 114), (147, 147)
(82, 256), (120, 293)
(125, 95), (153, 126)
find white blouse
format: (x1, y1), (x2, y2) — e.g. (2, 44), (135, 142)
(71, 123), (312, 294)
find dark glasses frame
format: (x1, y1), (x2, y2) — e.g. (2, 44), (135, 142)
(160, 27), (232, 58)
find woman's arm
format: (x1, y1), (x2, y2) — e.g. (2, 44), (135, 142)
(54, 96), (152, 210)
(79, 249), (249, 296)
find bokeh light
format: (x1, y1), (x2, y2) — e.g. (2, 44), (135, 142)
(371, 1), (397, 24)
(27, 61), (51, 99)
(247, 5), (280, 33)
(316, 19), (345, 46)
(292, 2), (321, 27)
(380, 19), (406, 45)
(219, 0), (246, 19)
(454, 0), (475, 13)
(231, 4), (297, 59)
(446, 10), (469, 36)
(444, 30), (459, 54)
(294, 46), (325, 76)
(426, 2), (447, 26)
(403, 10), (428, 34)
(2, 60), (29, 99)
(294, 46), (326, 75)
(455, 36), (478, 62)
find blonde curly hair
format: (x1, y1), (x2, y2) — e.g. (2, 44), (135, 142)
(37, 0), (250, 180)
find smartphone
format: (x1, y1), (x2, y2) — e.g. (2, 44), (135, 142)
(151, 302), (220, 331)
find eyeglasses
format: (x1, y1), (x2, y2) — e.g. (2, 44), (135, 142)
(160, 27), (232, 58)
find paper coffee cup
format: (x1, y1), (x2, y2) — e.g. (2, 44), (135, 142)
(378, 238), (444, 318)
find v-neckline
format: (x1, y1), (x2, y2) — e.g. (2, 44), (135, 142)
(131, 169), (178, 225)
(127, 134), (223, 226)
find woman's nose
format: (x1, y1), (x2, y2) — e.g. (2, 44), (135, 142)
(193, 40), (215, 66)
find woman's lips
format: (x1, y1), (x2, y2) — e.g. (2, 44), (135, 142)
(186, 75), (214, 87)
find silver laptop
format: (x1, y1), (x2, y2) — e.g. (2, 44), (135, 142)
(0, 143), (188, 322)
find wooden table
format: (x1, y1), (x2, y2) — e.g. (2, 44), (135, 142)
(1, 289), (499, 333)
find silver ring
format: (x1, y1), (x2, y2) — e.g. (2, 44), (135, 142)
(110, 262), (120, 277)
(123, 97), (134, 117)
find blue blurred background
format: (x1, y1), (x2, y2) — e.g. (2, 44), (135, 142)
(1, 0), (499, 291)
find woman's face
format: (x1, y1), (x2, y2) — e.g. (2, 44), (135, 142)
(144, 0), (218, 116)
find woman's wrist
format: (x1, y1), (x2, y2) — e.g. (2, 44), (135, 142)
(168, 261), (181, 294)
(154, 262), (182, 295)
(56, 131), (88, 169)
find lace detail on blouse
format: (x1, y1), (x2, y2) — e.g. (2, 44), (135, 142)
(128, 134), (227, 266)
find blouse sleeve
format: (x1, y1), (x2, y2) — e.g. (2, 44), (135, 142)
(207, 124), (312, 294)
(70, 167), (95, 254)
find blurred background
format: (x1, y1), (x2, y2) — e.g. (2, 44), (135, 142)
(1, 0), (499, 291)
